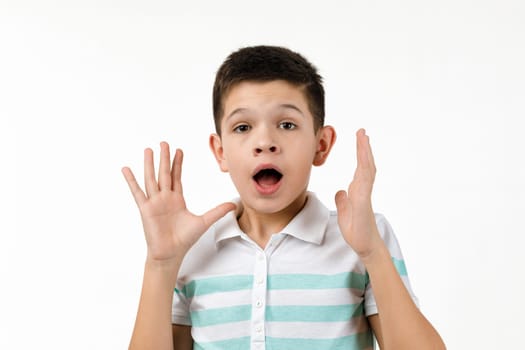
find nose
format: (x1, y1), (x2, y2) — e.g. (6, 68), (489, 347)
(253, 128), (280, 155)
(254, 145), (278, 154)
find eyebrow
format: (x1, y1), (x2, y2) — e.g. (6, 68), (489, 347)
(279, 103), (305, 116)
(225, 103), (305, 121)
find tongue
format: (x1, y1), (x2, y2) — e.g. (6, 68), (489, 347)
(257, 173), (280, 187)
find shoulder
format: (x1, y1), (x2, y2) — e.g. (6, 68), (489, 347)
(176, 227), (219, 282)
(325, 210), (401, 253)
(325, 210), (391, 234)
(176, 215), (250, 284)
(180, 208), (242, 271)
(374, 212), (394, 238)
(373, 213), (404, 251)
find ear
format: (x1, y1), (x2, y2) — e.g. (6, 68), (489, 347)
(209, 133), (229, 172)
(313, 125), (336, 166)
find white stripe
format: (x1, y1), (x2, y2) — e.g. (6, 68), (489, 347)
(268, 288), (364, 306)
(188, 289), (252, 312)
(191, 320), (252, 342)
(190, 317), (371, 342)
(266, 317), (370, 339)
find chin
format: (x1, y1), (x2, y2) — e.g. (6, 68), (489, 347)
(243, 189), (307, 214)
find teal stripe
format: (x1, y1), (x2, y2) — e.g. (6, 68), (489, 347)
(266, 304), (363, 322)
(190, 305), (251, 327)
(266, 331), (373, 350)
(177, 272), (369, 298)
(194, 333), (373, 350)
(178, 275), (253, 298)
(190, 303), (364, 327)
(193, 336), (251, 350)
(392, 257), (408, 276)
(268, 272), (368, 291)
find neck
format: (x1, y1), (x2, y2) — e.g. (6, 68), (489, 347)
(237, 193), (308, 248)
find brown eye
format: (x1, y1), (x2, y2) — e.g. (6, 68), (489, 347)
(233, 124), (250, 133)
(279, 122), (297, 130)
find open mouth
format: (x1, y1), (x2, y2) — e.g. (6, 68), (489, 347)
(253, 168), (283, 187)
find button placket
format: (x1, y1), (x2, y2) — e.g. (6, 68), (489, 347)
(251, 249), (268, 349)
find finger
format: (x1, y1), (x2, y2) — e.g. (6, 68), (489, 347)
(172, 149), (183, 194)
(335, 189), (353, 215)
(158, 142), (172, 190)
(201, 202), (237, 229)
(122, 167), (147, 206)
(356, 129), (370, 170)
(351, 130), (365, 183)
(365, 133), (377, 174)
(354, 129), (375, 182)
(144, 148), (158, 197)
(359, 129), (376, 172)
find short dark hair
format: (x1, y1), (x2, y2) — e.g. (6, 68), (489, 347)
(212, 45), (325, 135)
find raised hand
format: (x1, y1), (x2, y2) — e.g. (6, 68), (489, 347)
(122, 142), (236, 262)
(335, 129), (383, 259)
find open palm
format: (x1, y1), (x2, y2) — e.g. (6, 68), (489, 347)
(122, 142), (235, 262)
(335, 129), (382, 259)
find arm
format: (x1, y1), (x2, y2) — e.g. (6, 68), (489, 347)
(129, 258), (187, 350)
(122, 142), (235, 350)
(364, 246), (445, 349)
(335, 130), (445, 350)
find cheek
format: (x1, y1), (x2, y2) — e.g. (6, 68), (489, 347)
(222, 147), (248, 176)
(290, 150), (316, 177)
(223, 143), (244, 164)
(291, 139), (317, 162)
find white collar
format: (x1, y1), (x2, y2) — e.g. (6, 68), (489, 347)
(213, 192), (330, 246)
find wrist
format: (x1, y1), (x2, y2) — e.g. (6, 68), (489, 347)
(358, 238), (389, 268)
(143, 256), (183, 292)
(145, 254), (184, 273)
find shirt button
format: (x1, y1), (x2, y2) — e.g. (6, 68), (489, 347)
(256, 277), (264, 285)
(255, 300), (263, 308)
(257, 254), (264, 261)
(255, 325), (263, 333)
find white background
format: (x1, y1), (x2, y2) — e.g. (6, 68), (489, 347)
(1, 1), (524, 349)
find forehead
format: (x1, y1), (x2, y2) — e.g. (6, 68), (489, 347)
(222, 80), (310, 118)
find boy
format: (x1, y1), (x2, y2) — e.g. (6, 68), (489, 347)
(123, 46), (445, 349)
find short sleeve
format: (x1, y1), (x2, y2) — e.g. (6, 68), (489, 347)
(364, 213), (419, 316)
(171, 284), (192, 326)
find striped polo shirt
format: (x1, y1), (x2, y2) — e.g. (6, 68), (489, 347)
(172, 193), (417, 350)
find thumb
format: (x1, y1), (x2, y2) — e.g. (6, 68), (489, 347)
(334, 190), (348, 213)
(201, 202), (237, 229)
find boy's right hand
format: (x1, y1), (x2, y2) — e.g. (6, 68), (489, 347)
(122, 142), (236, 264)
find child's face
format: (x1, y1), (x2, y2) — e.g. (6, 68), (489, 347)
(210, 80), (335, 215)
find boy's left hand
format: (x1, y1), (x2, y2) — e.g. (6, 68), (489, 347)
(335, 129), (383, 260)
